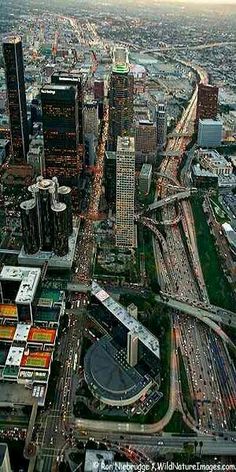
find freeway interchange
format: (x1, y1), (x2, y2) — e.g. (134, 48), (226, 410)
(35, 40), (236, 471)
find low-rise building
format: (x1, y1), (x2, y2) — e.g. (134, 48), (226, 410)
(198, 149), (233, 176)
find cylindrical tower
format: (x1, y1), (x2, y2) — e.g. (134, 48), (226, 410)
(58, 185), (73, 235)
(20, 199), (40, 254)
(51, 202), (68, 256)
(36, 178), (55, 251)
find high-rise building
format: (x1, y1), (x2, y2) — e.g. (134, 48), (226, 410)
(139, 163), (152, 194)
(20, 176), (70, 257)
(108, 47), (134, 151)
(156, 103), (167, 151)
(135, 120), (157, 164)
(104, 151), (116, 205)
(41, 84), (79, 185)
(2, 36), (29, 163)
(51, 71), (85, 152)
(83, 100), (99, 137)
(197, 119), (222, 148)
(116, 137), (135, 248)
(196, 83), (218, 128)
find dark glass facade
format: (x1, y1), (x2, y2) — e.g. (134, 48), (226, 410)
(196, 84), (219, 128)
(58, 186), (73, 235)
(20, 199), (40, 254)
(41, 85), (79, 185)
(20, 176), (70, 257)
(51, 203), (68, 256)
(3, 36), (29, 163)
(108, 71), (134, 151)
(51, 71), (85, 148)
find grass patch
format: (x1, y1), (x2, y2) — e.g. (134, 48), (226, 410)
(191, 195), (236, 311)
(164, 411), (194, 434)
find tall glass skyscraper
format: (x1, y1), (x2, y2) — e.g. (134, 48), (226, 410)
(108, 47), (134, 151)
(2, 36), (29, 163)
(116, 136), (135, 248)
(41, 84), (79, 185)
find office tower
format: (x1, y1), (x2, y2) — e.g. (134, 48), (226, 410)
(104, 151), (116, 205)
(127, 332), (138, 367)
(197, 119), (222, 148)
(41, 84), (79, 185)
(94, 79), (104, 101)
(83, 100), (99, 137)
(156, 103), (167, 151)
(2, 36), (29, 163)
(108, 47), (134, 151)
(196, 84), (218, 128)
(20, 176), (69, 257)
(116, 137), (135, 248)
(0, 443), (11, 472)
(139, 163), (152, 194)
(20, 199), (40, 254)
(51, 71), (85, 152)
(135, 120), (157, 164)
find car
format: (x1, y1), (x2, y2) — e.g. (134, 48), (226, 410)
(157, 441), (164, 446)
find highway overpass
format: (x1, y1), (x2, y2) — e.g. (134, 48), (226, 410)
(147, 189), (193, 211)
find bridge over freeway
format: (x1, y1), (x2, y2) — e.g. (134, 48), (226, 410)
(155, 294), (236, 329)
(147, 189), (196, 212)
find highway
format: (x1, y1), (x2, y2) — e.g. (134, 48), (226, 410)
(155, 294), (236, 329)
(147, 189), (193, 211)
(152, 53), (236, 435)
(74, 432), (236, 456)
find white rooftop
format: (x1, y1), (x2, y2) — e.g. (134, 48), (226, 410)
(0, 266), (41, 305)
(91, 282), (160, 359)
(13, 324), (31, 343)
(6, 347), (24, 367)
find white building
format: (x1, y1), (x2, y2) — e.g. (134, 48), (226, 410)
(127, 331), (138, 367)
(197, 119), (222, 148)
(198, 149), (233, 176)
(116, 136), (135, 248)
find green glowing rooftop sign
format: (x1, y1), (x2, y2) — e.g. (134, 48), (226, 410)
(112, 63), (129, 74)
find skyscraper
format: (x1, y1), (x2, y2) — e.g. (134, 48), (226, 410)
(41, 84), (79, 185)
(51, 71), (85, 156)
(156, 103), (167, 151)
(108, 47), (134, 151)
(2, 36), (29, 163)
(20, 176), (70, 257)
(196, 83), (219, 128)
(116, 136), (135, 248)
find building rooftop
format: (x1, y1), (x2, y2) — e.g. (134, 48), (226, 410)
(116, 136), (135, 154)
(199, 118), (222, 125)
(140, 163), (152, 177)
(0, 266), (41, 305)
(5, 346), (24, 367)
(91, 282), (160, 359)
(14, 324), (31, 343)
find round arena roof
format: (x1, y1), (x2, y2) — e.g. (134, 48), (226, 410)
(84, 338), (151, 406)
